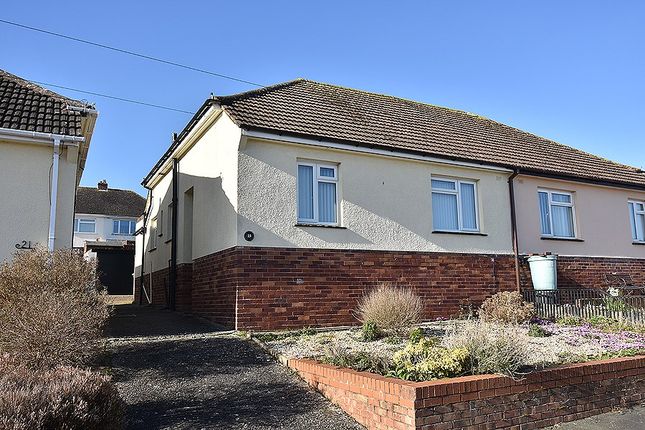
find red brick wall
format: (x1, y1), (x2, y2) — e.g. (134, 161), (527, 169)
(134, 263), (193, 311)
(235, 247), (517, 330)
(289, 355), (645, 430)
(191, 248), (241, 329)
(134, 247), (645, 330)
(520, 256), (645, 290)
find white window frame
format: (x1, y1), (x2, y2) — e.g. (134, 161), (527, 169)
(113, 219), (136, 236)
(538, 189), (578, 239)
(75, 218), (96, 233)
(149, 218), (158, 250)
(431, 177), (480, 233)
(628, 199), (645, 243)
(296, 161), (339, 226)
(158, 210), (164, 237)
(167, 203), (173, 240)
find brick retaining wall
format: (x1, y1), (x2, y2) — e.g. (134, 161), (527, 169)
(288, 355), (645, 430)
(135, 247), (645, 330)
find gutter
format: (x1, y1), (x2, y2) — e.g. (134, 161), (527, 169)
(508, 169), (521, 292)
(0, 127), (85, 252)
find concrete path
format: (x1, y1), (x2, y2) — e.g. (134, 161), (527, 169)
(107, 305), (362, 429)
(549, 405), (645, 429)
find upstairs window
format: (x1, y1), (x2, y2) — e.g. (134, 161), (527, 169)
(167, 203), (173, 240)
(149, 218), (158, 250)
(431, 178), (479, 232)
(113, 220), (136, 236)
(74, 218), (96, 233)
(538, 189), (576, 238)
(297, 162), (338, 225)
(629, 200), (645, 242)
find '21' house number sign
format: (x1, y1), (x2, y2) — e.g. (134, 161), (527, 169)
(15, 241), (36, 250)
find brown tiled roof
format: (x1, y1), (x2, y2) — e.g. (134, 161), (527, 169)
(215, 79), (645, 189)
(0, 69), (92, 136)
(76, 186), (145, 218)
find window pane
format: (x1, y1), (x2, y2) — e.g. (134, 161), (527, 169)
(297, 165), (314, 220)
(119, 221), (129, 235)
(431, 179), (456, 191)
(432, 192), (458, 230)
(459, 183), (477, 230)
(318, 182), (337, 223)
(637, 203), (645, 212)
(113, 220), (119, 234)
(629, 203), (637, 240)
(538, 192), (551, 235)
(637, 214), (645, 241)
(319, 167), (335, 178)
(552, 193), (571, 204)
(79, 221), (95, 233)
(551, 205), (575, 237)
(74, 219), (79, 232)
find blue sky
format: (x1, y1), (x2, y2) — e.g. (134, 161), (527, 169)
(2, 1), (644, 195)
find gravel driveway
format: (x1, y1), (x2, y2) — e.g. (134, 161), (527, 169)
(107, 305), (363, 429)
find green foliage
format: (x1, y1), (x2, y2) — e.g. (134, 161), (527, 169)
(322, 349), (391, 375)
(361, 321), (382, 342)
(556, 316), (584, 326)
(528, 324), (551, 337)
(254, 327), (317, 343)
(390, 338), (469, 381)
(602, 296), (631, 312)
(408, 327), (425, 343)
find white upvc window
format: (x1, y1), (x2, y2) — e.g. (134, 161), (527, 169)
(158, 210), (164, 237)
(74, 218), (96, 233)
(167, 203), (173, 239)
(431, 177), (479, 232)
(297, 161), (339, 225)
(113, 219), (136, 236)
(537, 189), (577, 238)
(149, 217), (158, 250)
(628, 200), (645, 242)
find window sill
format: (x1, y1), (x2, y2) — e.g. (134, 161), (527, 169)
(540, 236), (584, 242)
(633, 241), (645, 246)
(295, 223), (347, 229)
(432, 230), (488, 236)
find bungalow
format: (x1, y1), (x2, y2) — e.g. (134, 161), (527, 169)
(0, 69), (97, 262)
(134, 79), (645, 330)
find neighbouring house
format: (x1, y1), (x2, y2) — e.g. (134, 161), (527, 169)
(74, 180), (145, 295)
(0, 69), (97, 262)
(134, 79), (645, 330)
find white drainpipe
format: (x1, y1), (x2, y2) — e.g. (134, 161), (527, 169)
(0, 127), (85, 252)
(48, 138), (61, 252)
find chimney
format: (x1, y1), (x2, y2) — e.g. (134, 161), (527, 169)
(98, 180), (108, 190)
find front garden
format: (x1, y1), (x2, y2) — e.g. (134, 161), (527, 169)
(254, 286), (645, 382)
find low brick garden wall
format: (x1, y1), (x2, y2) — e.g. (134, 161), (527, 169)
(288, 355), (645, 430)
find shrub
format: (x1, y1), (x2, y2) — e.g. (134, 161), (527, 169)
(556, 316), (583, 326)
(408, 327), (425, 343)
(0, 355), (124, 430)
(322, 348), (391, 375)
(355, 284), (423, 335)
(528, 323), (551, 337)
(391, 338), (469, 381)
(0, 248), (110, 368)
(445, 320), (532, 378)
(479, 291), (535, 325)
(361, 321), (382, 341)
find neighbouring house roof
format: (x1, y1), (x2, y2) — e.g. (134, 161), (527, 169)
(76, 183), (146, 218)
(212, 79), (644, 189)
(0, 68), (93, 136)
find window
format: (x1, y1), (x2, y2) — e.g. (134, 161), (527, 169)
(167, 203), (173, 239)
(74, 218), (96, 233)
(538, 190), (576, 238)
(431, 178), (479, 232)
(158, 210), (164, 236)
(297, 162), (339, 224)
(113, 219), (136, 236)
(628, 200), (645, 242)
(149, 218), (158, 250)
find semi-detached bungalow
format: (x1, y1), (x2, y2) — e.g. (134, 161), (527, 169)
(134, 79), (645, 330)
